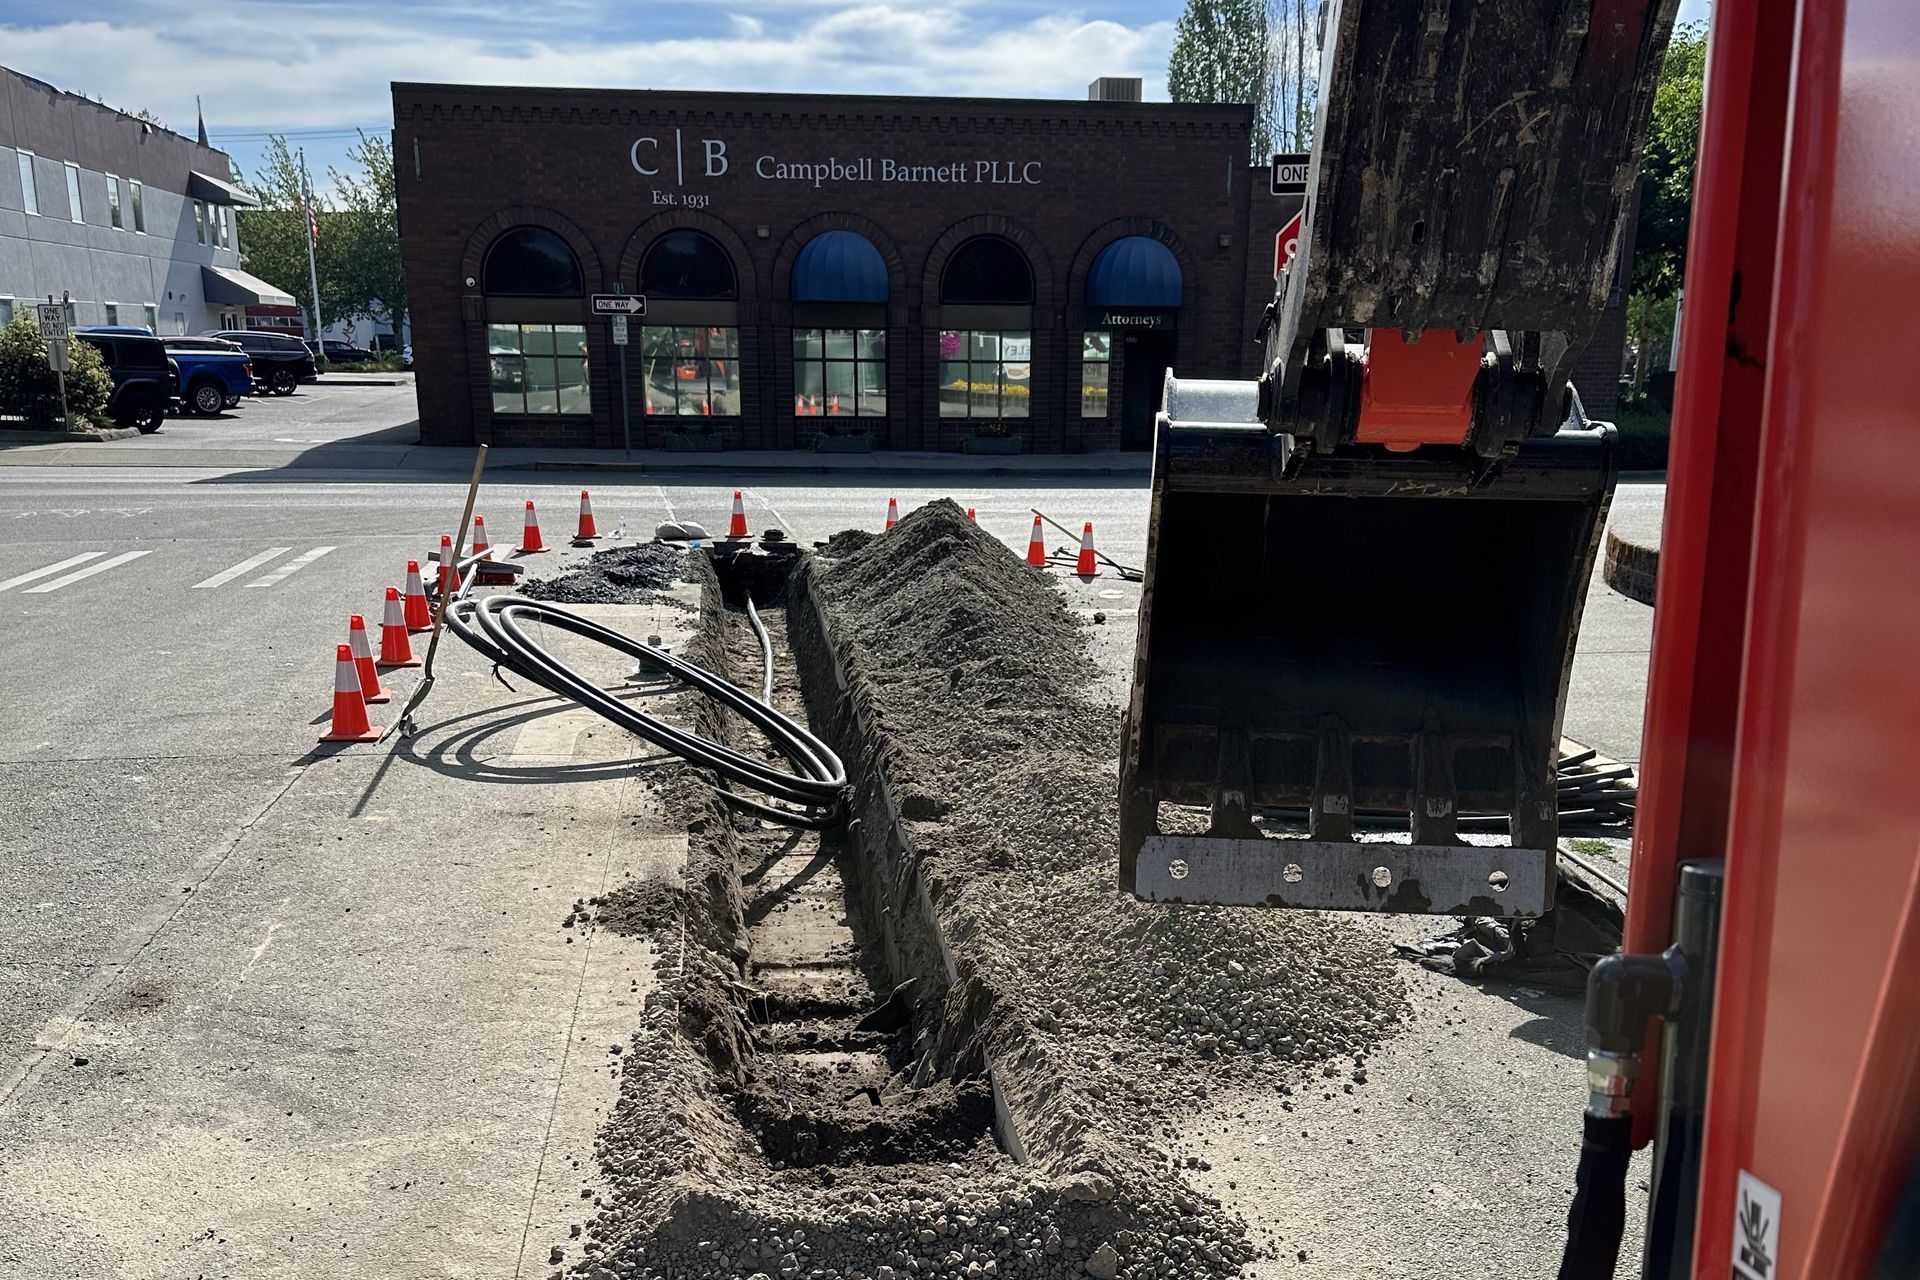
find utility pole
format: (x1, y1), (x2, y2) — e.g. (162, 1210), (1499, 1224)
(299, 148), (326, 365)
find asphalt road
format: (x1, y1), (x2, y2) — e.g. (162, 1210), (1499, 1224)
(0, 381), (1662, 1275)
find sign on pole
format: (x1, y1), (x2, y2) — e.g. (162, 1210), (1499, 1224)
(36, 303), (68, 342)
(1274, 209), (1305, 279)
(590, 294), (646, 316)
(1270, 152), (1310, 197)
(47, 341), (70, 373)
(610, 315), (629, 346)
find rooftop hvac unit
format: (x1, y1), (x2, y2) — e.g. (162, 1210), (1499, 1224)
(1087, 77), (1143, 102)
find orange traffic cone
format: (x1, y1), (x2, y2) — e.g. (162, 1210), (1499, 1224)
(521, 499), (547, 553)
(885, 498), (899, 531)
(347, 614), (391, 704)
(435, 534), (459, 598)
(1026, 515), (1047, 567)
(794, 394), (804, 414)
(728, 490), (749, 539)
(967, 507), (976, 521)
(577, 490), (598, 540)
(1075, 521), (1102, 577)
(320, 643), (382, 743)
(472, 514), (493, 560)
(378, 587), (421, 668)
(404, 560), (432, 632)
(829, 394), (840, 414)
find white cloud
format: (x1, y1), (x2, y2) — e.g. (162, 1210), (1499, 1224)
(0, 2), (1175, 136)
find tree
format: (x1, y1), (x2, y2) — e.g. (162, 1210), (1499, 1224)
(235, 137), (355, 334)
(1268, 0), (1318, 152)
(0, 315), (111, 427)
(329, 133), (406, 342)
(1169, 0), (1275, 158)
(1628, 22), (1706, 395)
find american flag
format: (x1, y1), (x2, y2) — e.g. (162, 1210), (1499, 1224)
(303, 190), (318, 249)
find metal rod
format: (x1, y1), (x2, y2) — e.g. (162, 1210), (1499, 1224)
(383, 444), (489, 738)
(1030, 506), (1141, 575)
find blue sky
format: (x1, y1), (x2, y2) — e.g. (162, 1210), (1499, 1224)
(2, 0), (1710, 194)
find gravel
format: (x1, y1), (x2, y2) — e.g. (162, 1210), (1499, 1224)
(520, 543), (690, 605)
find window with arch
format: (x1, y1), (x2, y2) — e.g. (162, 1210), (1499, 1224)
(482, 226), (588, 416)
(639, 230), (743, 415)
(791, 230), (889, 418)
(939, 236), (1033, 419)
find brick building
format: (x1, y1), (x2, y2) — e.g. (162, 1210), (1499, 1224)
(393, 82), (1304, 453)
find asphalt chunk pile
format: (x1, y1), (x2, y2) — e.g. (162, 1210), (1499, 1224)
(519, 542), (689, 605)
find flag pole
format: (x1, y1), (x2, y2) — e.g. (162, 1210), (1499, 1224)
(299, 147), (325, 361)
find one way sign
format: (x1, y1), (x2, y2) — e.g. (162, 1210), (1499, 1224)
(590, 294), (647, 316)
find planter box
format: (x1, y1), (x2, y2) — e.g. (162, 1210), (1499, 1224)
(962, 435), (1024, 455)
(661, 432), (724, 453)
(813, 432), (874, 454)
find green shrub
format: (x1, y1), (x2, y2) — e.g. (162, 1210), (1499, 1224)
(327, 352), (407, 374)
(0, 315), (112, 426)
(1608, 398), (1673, 471)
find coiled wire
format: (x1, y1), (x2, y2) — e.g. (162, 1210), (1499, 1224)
(444, 593), (845, 828)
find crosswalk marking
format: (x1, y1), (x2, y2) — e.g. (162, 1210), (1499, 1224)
(245, 545), (334, 588)
(0, 553), (106, 594)
(22, 549), (154, 594)
(193, 547), (293, 589)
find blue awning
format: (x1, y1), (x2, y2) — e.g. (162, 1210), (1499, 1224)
(1086, 236), (1182, 308)
(791, 230), (889, 303)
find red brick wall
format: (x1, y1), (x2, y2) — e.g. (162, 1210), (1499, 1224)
(393, 84), (1263, 452)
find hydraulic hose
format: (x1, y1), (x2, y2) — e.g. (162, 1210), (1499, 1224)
(444, 593), (845, 829)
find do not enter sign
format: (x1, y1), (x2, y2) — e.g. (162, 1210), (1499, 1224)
(1274, 209), (1304, 279)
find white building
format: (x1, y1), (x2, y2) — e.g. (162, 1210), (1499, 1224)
(0, 65), (292, 335)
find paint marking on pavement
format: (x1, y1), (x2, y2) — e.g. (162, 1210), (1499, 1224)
(193, 546), (293, 589)
(21, 549), (152, 593)
(245, 545), (335, 587)
(0, 552), (105, 593)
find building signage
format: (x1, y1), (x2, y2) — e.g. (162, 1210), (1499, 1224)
(632, 127), (1042, 197)
(1090, 310), (1172, 331)
(1270, 152), (1309, 196)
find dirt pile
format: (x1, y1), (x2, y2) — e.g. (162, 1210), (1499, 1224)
(520, 542), (689, 605)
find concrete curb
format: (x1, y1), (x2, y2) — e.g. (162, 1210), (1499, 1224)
(0, 425), (141, 443)
(312, 376), (409, 387)
(1603, 527), (1659, 605)
(530, 457), (1147, 477)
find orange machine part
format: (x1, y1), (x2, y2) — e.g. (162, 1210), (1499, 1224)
(1354, 329), (1481, 451)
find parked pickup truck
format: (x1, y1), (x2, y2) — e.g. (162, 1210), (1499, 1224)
(162, 335), (256, 414)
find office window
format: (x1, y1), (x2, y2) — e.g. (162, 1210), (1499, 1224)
(64, 163), (83, 222)
(487, 322), (589, 415)
(106, 175), (122, 228)
(0, 298), (13, 327)
(1081, 332), (1112, 418)
(130, 180), (145, 233)
(220, 206), (232, 249)
(17, 150), (38, 215)
(793, 329), (885, 417)
(103, 303), (119, 326)
(143, 304), (158, 332)
(938, 330), (1032, 419)
(639, 326), (741, 416)
(194, 202), (206, 244)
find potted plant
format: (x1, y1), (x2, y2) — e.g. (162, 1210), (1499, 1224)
(661, 421), (724, 452)
(812, 419), (875, 453)
(962, 421), (1024, 455)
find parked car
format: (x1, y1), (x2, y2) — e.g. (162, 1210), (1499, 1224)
(161, 338), (255, 414)
(72, 329), (173, 432)
(307, 339), (377, 364)
(203, 330), (317, 395)
(401, 344), (414, 369)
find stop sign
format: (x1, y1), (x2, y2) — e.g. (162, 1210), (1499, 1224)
(1275, 209), (1304, 278)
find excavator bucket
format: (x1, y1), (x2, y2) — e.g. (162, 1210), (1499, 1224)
(1119, 0), (1677, 916)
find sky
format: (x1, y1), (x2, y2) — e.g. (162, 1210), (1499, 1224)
(1, 0), (1711, 195)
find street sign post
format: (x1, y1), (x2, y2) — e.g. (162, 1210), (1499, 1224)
(610, 315), (629, 346)
(1274, 209), (1305, 279)
(36, 303), (68, 342)
(590, 294), (646, 316)
(1270, 152), (1309, 197)
(38, 302), (71, 427)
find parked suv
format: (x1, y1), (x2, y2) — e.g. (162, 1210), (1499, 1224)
(204, 330), (317, 395)
(72, 329), (173, 432)
(308, 338), (377, 364)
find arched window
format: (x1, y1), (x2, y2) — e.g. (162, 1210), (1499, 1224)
(482, 226), (583, 297)
(482, 226), (587, 417)
(791, 231), (889, 420)
(638, 230), (741, 416)
(939, 236), (1033, 420)
(640, 230), (737, 300)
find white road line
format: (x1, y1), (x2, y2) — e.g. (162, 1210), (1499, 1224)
(193, 546), (294, 589)
(21, 549), (153, 593)
(245, 545), (335, 588)
(0, 552), (105, 594)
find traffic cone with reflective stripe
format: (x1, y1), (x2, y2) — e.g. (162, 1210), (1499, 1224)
(378, 587), (421, 668)
(576, 490), (598, 540)
(320, 644), (382, 743)
(404, 560), (432, 632)
(1026, 515), (1047, 567)
(728, 490), (749, 539)
(520, 499), (547, 553)
(347, 614), (391, 704)
(436, 535), (459, 598)
(472, 514), (493, 560)
(1075, 521), (1102, 577)
(885, 498), (899, 531)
